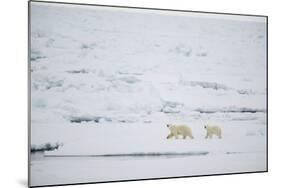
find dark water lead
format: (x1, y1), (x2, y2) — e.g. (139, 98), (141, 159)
(44, 151), (209, 159)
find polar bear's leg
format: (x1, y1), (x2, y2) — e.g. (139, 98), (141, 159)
(167, 133), (174, 139)
(205, 133), (209, 139)
(173, 130), (179, 139)
(186, 132), (193, 139)
(218, 130), (222, 139)
(180, 131), (186, 139)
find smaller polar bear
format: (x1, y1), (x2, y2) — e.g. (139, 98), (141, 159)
(166, 124), (194, 139)
(204, 124), (222, 139)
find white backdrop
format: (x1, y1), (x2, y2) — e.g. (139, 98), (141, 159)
(0, 0), (279, 188)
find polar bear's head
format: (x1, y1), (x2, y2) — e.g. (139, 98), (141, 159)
(167, 124), (172, 128)
(204, 125), (208, 129)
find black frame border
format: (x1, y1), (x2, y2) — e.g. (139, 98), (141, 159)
(28, 1), (268, 187)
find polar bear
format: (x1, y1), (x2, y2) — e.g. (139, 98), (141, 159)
(204, 124), (222, 139)
(166, 124), (194, 139)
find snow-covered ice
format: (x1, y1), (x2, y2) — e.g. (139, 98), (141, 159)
(30, 2), (267, 187)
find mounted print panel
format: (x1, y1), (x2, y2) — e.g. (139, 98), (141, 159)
(29, 1), (267, 187)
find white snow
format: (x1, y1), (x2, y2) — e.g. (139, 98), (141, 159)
(30, 2), (267, 187)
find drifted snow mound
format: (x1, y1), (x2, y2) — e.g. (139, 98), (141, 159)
(160, 101), (184, 114)
(171, 44), (192, 57)
(31, 142), (63, 153)
(180, 81), (230, 90)
(195, 106), (266, 114)
(69, 116), (112, 123)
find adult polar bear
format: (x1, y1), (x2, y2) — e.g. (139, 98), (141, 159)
(166, 124), (194, 139)
(204, 124), (222, 139)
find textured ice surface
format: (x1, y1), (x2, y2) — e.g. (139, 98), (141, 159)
(30, 2), (267, 186)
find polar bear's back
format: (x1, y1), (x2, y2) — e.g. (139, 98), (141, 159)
(172, 124), (192, 134)
(206, 125), (222, 134)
